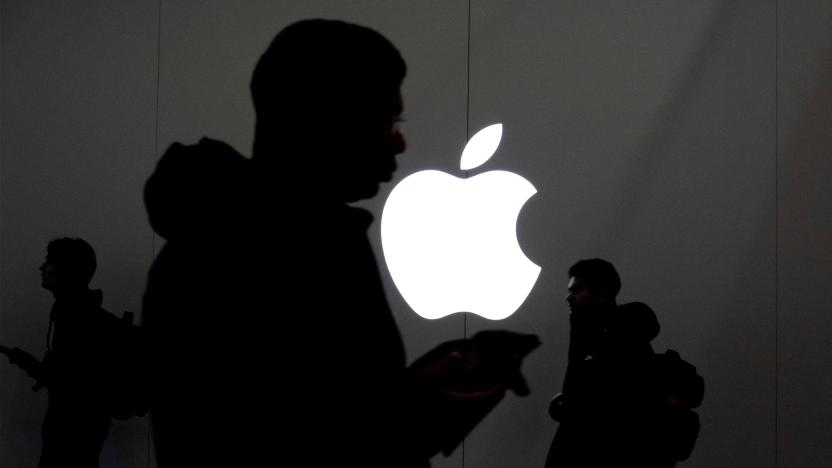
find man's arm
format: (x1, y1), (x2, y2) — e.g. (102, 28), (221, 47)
(407, 330), (540, 456)
(0, 345), (46, 387)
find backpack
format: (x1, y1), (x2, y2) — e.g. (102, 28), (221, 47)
(651, 349), (704, 462)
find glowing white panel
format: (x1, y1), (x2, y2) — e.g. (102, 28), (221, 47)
(381, 124), (541, 320)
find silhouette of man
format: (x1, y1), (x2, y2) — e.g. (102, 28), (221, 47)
(1, 238), (116, 468)
(143, 19), (535, 467)
(544, 259), (674, 468)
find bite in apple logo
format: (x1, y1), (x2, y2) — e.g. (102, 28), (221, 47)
(381, 123), (541, 320)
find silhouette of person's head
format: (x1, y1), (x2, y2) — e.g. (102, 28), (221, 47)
(250, 19), (407, 202)
(566, 258), (620, 315)
(40, 238), (96, 295)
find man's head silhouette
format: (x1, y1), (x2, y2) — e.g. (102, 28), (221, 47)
(566, 258), (620, 315)
(40, 238), (96, 295)
(250, 19), (407, 202)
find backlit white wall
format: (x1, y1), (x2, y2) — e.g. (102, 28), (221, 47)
(1, 1), (829, 467)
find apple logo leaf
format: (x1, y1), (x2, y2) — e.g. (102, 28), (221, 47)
(460, 123), (503, 171)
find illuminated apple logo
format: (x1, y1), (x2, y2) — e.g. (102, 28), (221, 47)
(381, 124), (541, 320)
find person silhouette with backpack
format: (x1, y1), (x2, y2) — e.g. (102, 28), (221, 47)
(0, 238), (147, 468)
(544, 259), (704, 468)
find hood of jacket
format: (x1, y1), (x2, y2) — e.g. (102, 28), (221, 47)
(145, 138), (251, 241)
(611, 301), (661, 343)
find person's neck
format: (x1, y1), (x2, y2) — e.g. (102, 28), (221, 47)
(52, 286), (90, 302)
(572, 301), (617, 334)
(251, 148), (349, 207)
(597, 301), (617, 326)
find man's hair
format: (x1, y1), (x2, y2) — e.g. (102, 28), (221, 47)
(250, 19), (406, 126)
(568, 258), (620, 298)
(46, 237), (97, 286)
